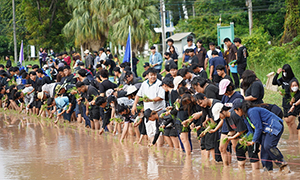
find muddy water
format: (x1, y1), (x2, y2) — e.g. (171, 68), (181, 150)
(0, 113), (300, 180)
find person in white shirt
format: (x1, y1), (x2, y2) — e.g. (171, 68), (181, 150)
(182, 36), (196, 64)
(205, 42), (223, 70)
(132, 68), (165, 114)
(99, 48), (107, 60)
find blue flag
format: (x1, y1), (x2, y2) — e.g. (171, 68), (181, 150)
(123, 32), (131, 63)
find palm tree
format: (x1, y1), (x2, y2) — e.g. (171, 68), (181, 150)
(107, 0), (159, 52)
(63, 0), (109, 50)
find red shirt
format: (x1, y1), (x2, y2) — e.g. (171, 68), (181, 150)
(64, 56), (71, 66)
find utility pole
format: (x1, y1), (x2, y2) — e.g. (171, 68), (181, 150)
(192, 5), (195, 17)
(246, 0), (253, 35)
(12, 0), (18, 63)
(160, 0), (166, 55)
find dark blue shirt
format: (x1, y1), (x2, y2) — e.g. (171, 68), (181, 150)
(209, 56), (227, 75)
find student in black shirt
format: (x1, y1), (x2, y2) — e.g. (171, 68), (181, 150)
(61, 66), (76, 84)
(190, 64), (207, 79)
(187, 49), (199, 66)
(98, 69), (117, 96)
(191, 76), (223, 100)
(241, 70), (264, 104)
(76, 82), (100, 129)
(132, 52), (139, 77)
(36, 69), (51, 91)
(233, 38), (248, 79)
(102, 58), (116, 76)
(216, 64), (233, 84)
(5, 56), (11, 70)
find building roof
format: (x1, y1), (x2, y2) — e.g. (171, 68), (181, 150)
(166, 32), (193, 41)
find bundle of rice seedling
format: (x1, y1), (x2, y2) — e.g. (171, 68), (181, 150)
(159, 127), (165, 133)
(239, 133), (254, 149)
(136, 105), (144, 111)
(109, 117), (123, 123)
(41, 103), (48, 111)
(139, 95), (151, 102)
(279, 88), (285, 96)
(67, 87), (77, 93)
(174, 101), (180, 110)
(118, 84), (124, 89)
(181, 116), (193, 132)
(221, 137), (228, 144)
(199, 120), (217, 137)
(74, 93), (81, 100)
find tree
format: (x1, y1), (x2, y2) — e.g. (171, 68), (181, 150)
(21, 0), (71, 51)
(63, 0), (109, 51)
(107, 0), (159, 52)
(281, 0), (300, 44)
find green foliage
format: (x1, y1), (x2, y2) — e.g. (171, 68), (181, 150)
(21, 0), (72, 51)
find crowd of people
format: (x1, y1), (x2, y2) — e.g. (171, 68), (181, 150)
(2, 35), (297, 174)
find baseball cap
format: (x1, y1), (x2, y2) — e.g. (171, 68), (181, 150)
(232, 98), (244, 109)
(144, 108), (152, 123)
(173, 76), (184, 90)
(219, 79), (231, 95)
(143, 62), (150, 68)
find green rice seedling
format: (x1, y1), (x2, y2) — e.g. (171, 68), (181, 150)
(199, 120), (217, 137)
(181, 116), (193, 132)
(192, 128), (197, 133)
(109, 117), (123, 123)
(67, 87), (77, 93)
(279, 88), (285, 96)
(174, 101), (180, 109)
(41, 103), (48, 111)
(239, 133), (254, 149)
(159, 127), (165, 133)
(139, 95), (150, 102)
(136, 105), (144, 111)
(222, 137), (228, 144)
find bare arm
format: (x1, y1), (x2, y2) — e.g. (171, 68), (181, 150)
(204, 58), (208, 70)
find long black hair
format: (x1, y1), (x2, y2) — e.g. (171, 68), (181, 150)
(241, 70), (258, 91)
(241, 100), (260, 117)
(181, 93), (196, 116)
(282, 64), (295, 81)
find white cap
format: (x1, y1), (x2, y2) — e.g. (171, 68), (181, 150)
(106, 89), (114, 97)
(84, 49), (90, 54)
(173, 76), (184, 90)
(126, 85), (137, 96)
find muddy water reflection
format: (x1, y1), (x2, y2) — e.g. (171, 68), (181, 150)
(0, 113), (299, 180)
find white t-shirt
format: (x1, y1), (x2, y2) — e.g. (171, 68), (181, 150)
(42, 83), (57, 98)
(183, 44), (196, 52)
(206, 49), (221, 60)
(137, 79), (165, 111)
(99, 52), (107, 60)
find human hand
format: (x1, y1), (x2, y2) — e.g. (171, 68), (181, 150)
(277, 68), (282, 74)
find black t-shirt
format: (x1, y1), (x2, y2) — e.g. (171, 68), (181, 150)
(28, 78), (38, 91)
(195, 70), (207, 79)
(245, 80), (264, 104)
(61, 74), (76, 84)
(107, 54), (113, 60)
(168, 90), (179, 106)
(104, 59), (116, 70)
(82, 85), (99, 102)
(226, 110), (247, 132)
(132, 57), (139, 67)
(99, 80), (117, 94)
(189, 56), (199, 65)
(165, 73), (172, 79)
(236, 46), (248, 65)
(204, 83), (222, 100)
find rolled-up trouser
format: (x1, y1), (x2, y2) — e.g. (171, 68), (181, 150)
(75, 103), (90, 127)
(261, 128), (284, 171)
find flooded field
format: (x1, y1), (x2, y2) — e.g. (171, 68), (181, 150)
(0, 112), (300, 180)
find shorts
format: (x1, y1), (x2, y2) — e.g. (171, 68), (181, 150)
(139, 119), (147, 135)
(89, 105), (101, 120)
(33, 100), (42, 109)
(201, 131), (218, 150)
(283, 107), (297, 118)
(164, 126), (178, 137)
(221, 121), (229, 134)
(236, 142), (260, 163)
